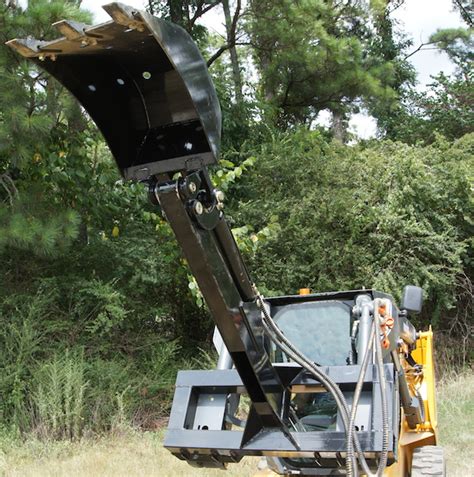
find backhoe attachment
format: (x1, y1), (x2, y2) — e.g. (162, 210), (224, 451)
(8, 0), (299, 459)
(8, 2), (221, 181)
(8, 4), (441, 476)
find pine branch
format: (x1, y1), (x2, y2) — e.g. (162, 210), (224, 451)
(207, 0), (242, 67)
(0, 173), (18, 206)
(453, 0), (473, 26)
(404, 41), (437, 60)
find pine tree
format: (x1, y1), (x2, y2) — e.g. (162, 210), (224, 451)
(0, 1), (91, 255)
(245, 0), (408, 131)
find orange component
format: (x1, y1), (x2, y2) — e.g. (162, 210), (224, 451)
(382, 337), (390, 349)
(385, 316), (394, 328)
(299, 288), (311, 295)
(378, 304), (386, 316)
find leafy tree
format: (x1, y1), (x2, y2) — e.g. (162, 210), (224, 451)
(228, 130), (473, 332)
(430, 27), (473, 77)
(385, 73), (473, 143)
(245, 0), (409, 133)
(380, 23), (473, 143)
(367, 1), (416, 136)
(0, 1), (92, 254)
(146, 0), (220, 47)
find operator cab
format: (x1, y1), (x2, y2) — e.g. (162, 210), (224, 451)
(271, 300), (352, 366)
(267, 289), (400, 367)
(266, 290), (397, 474)
(269, 298), (353, 436)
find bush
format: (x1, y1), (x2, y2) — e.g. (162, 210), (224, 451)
(32, 349), (87, 440)
(229, 130), (473, 338)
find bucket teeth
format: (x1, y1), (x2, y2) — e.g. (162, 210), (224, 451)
(5, 38), (45, 58)
(103, 2), (137, 25)
(5, 2), (147, 59)
(103, 2), (146, 31)
(52, 20), (91, 40)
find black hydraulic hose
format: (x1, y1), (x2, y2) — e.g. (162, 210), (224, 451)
(260, 316), (369, 475)
(256, 295), (374, 477)
(373, 308), (390, 476)
(346, 322), (376, 477)
(260, 318), (356, 472)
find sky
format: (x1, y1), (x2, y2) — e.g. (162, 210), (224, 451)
(27, 0), (467, 138)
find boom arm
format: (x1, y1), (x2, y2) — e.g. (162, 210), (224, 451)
(7, 1), (298, 449)
(150, 169), (299, 446)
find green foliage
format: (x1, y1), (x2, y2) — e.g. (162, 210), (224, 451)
(214, 155), (256, 191)
(146, 0), (218, 45)
(0, 1), (91, 170)
(245, 0), (411, 128)
(382, 25), (472, 143)
(382, 72), (473, 144)
(0, 292), (49, 429)
(0, 196), (79, 255)
(429, 27), (473, 74)
(32, 349), (87, 440)
(228, 130), (473, 330)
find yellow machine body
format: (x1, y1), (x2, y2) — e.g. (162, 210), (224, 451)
(385, 328), (439, 477)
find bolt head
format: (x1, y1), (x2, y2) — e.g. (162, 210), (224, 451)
(215, 190), (225, 202)
(194, 201), (203, 215)
(188, 181), (197, 194)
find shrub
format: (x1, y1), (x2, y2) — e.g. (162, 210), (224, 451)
(229, 131), (473, 340)
(31, 349), (87, 440)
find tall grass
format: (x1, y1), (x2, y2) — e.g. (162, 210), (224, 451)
(0, 294), (187, 438)
(437, 370), (474, 477)
(0, 293), (48, 430)
(32, 350), (87, 440)
(1, 372), (471, 476)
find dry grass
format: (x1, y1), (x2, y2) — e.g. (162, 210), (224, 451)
(1, 371), (472, 477)
(437, 370), (474, 477)
(0, 430), (259, 477)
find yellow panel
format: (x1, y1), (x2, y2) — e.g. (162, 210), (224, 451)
(411, 327), (438, 439)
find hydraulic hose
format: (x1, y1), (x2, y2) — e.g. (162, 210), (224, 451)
(373, 304), (390, 476)
(256, 294), (374, 477)
(346, 322), (376, 477)
(260, 315), (370, 476)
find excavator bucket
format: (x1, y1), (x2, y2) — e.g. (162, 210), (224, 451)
(7, 2), (221, 181)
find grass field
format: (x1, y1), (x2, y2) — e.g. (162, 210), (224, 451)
(1, 371), (472, 477)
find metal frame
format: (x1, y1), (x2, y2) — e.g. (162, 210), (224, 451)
(165, 363), (399, 472)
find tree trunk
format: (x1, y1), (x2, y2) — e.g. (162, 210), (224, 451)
(168, 0), (187, 27)
(331, 110), (348, 143)
(222, 0), (243, 102)
(248, 1), (276, 104)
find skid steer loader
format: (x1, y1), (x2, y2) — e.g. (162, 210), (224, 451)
(8, 3), (445, 475)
